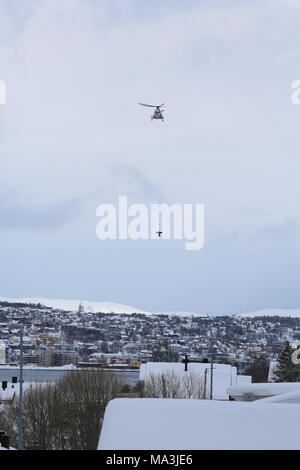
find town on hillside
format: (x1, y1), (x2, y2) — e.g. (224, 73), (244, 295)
(0, 301), (300, 370)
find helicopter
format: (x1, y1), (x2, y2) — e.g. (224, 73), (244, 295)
(138, 103), (165, 121)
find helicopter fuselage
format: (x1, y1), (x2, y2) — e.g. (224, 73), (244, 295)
(151, 107), (164, 121)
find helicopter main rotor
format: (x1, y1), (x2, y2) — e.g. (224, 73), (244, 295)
(138, 103), (165, 109)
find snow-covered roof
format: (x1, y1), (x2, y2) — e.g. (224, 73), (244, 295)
(98, 398), (300, 450)
(227, 382), (300, 398)
(252, 389), (300, 404)
(236, 375), (252, 385)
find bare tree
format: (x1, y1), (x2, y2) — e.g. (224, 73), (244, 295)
(182, 371), (205, 399)
(143, 370), (205, 399)
(56, 369), (123, 449)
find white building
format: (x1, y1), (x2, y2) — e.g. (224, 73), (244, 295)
(0, 381), (52, 406)
(139, 362), (251, 400)
(0, 341), (6, 365)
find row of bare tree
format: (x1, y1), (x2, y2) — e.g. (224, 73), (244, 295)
(142, 371), (206, 399)
(0, 369), (206, 449)
(0, 370), (123, 450)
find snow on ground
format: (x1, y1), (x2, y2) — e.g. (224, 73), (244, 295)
(98, 398), (300, 450)
(139, 362), (241, 400)
(0, 296), (151, 314)
(0, 364), (77, 370)
(0, 441), (15, 450)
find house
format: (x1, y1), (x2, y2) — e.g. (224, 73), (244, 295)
(0, 380), (21, 406)
(0, 380), (51, 406)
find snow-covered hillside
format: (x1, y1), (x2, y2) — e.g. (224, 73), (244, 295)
(155, 311), (211, 317)
(238, 308), (300, 318)
(0, 296), (151, 315)
(1, 296), (300, 317)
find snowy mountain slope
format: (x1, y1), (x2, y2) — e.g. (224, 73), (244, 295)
(1, 296), (300, 317)
(0, 296), (151, 315)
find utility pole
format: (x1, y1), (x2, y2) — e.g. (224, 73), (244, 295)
(204, 368), (208, 399)
(161, 374), (166, 398)
(182, 354), (190, 372)
(210, 339), (214, 400)
(18, 324), (24, 450)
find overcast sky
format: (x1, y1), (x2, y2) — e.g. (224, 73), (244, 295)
(0, 0), (300, 314)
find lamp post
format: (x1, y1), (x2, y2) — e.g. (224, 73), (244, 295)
(210, 339), (214, 400)
(18, 324), (24, 450)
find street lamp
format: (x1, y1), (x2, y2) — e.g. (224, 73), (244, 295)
(17, 324), (24, 450)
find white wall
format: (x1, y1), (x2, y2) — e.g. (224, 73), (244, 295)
(0, 342), (6, 365)
(139, 362), (239, 400)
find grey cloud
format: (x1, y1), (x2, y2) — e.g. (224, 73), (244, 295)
(113, 163), (167, 202)
(0, 197), (82, 232)
(1, 0), (300, 312)
(0, 0), (42, 44)
(95, 162), (168, 205)
(84, 0), (202, 29)
(253, 218), (299, 243)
